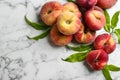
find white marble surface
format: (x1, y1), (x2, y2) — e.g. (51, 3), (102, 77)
(0, 0), (120, 80)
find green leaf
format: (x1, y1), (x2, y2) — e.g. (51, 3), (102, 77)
(25, 15), (49, 30)
(66, 44), (93, 52)
(104, 10), (111, 33)
(62, 52), (88, 63)
(104, 25), (111, 33)
(67, 0), (75, 3)
(102, 67), (112, 80)
(27, 29), (50, 40)
(104, 9), (110, 25)
(106, 64), (120, 71)
(114, 29), (120, 43)
(111, 11), (120, 29)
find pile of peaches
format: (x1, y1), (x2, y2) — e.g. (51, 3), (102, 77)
(40, 0), (117, 70)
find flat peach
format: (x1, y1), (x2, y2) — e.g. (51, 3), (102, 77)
(50, 25), (73, 46)
(74, 23), (96, 44)
(94, 33), (116, 54)
(40, 1), (63, 26)
(57, 12), (81, 35)
(97, 0), (117, 9)
(63, 2), (82, 18)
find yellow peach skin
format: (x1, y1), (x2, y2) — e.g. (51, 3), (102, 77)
(63, 2), (82, 18)
(57, 12), (81, 35)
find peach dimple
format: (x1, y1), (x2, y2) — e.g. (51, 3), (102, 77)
(57, 12), (81, 35)
(84, 10), (106, 31)
(63, 2), (82, 18)
(94, 33), (116, 54)
(40, 1), (63, 26)
(74, 23), (96, 44)
(86, 49), (108, 70)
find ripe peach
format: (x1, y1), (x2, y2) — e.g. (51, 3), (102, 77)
(76, 0), (97, 9)
(57, 12), (81, 35)
(86, 49), (108, 70)
(63, 2), (82, 18)
(93, 6), (104, 14)
(50, 25), (73, 46)
(97, 0), (117, 9)
(84, 10), (106, 31)
(40, 1), (63, 26)
(74, 23), (96, 44)
(94, 33), (116, 54)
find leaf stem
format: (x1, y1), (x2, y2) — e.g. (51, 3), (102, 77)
(110, 28), (114, 35)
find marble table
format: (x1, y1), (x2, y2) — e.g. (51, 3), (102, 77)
(0, 0), (120, 80)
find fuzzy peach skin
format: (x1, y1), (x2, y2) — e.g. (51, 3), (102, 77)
(74, 23), (96, 44)
(94, 33), (116, 54)
(76, 0), (87, 8)
(50, 25), (73, 46)
(84, 10), (106, 31)
(97, 0), (117, 9)
(76, 0), (97, 9)
(57, 12), (81, 35)
(86, 49), (108, 70)
(40, 1), (63, 26)
(63, 2), (82, 18)
(93, 6), (104, 14)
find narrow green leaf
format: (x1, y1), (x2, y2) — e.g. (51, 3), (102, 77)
(104, 25), (111, 33)
(114, 29), (120, 43)
(104, 10), (111, 33)
(66, 44), (93, 52)
(27, 29), (50, 40)
(67, 0), (75, 3)
(104, 9), (110, 25)
(106, 64), (120, 71)
(25, 15), (49, 30)
(102, 68), (112, 80)
(63, 52), (88, 63)
(111, 11), (120, 29)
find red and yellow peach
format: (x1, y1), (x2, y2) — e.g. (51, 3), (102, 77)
(50, 25), (73, 46)
(86, 49), (108, 70)
(74, 23), (96, 44)
(63, 2), (82, 18)
(40, 1), (63, 26)
(94, 33), (116, 54)
(84, 10), (106, 31)
(57, 12), (81, 35)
